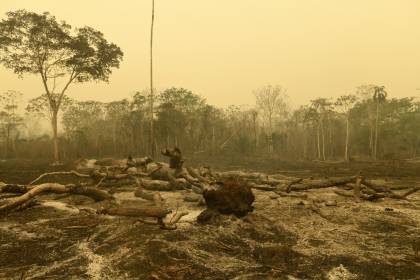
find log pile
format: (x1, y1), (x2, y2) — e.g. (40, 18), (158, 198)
(0, 149), (215, 229)
(1, 148), (420, 229)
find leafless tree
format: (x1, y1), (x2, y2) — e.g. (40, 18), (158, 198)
(254, 85), (288, 154)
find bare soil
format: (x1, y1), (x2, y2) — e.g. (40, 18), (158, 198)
(0, 159), (420, 279)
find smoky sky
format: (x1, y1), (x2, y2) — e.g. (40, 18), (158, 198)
(1, 0), (419, 108)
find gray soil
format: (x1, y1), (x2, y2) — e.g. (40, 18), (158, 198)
(1, 160), (420, 279)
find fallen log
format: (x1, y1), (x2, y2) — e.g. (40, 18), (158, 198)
(281, 176), (356, 192)
(248, 182), (277, 191)
(0, 183), (113, 214)
(187, 167), (211, 184)
(285, 178), (304, 193)
(334, 189), (374, 200)
(0, 183), (29, 194)
(97, 206), (169, 218)
(275, 191), (308, 199)
(99, 192), (186, 230)
(361, 179), (391, 193)
(216, 171), (298, 185)
(139, 178), (190, 191)
(136, 211), (189, 230)
(160, 211), (189, 230)
(140, 179), (174, 191)
(334, 186), (420, 201)
(134, 187), (155, 201)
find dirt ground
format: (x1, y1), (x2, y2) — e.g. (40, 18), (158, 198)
(0, 159), (420, 279)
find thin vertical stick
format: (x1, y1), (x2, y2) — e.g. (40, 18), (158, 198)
(149, 0), (156, 159)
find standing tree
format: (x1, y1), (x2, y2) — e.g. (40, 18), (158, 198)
(303, 106), (321, 159)
(0, 10), (123, 163)
(0, 90), (23, 158)
(372, 86), (387, 159)
(310, 98), (332, 161)
(254, 85), (288, 154)
(149, 0), (156, 159)
(335, 94), (358, 161)
(250, 109), (258, 152)
(356, 85), (378, 156)
(105, 100), (130, 156)
(62, 100), (105, 157)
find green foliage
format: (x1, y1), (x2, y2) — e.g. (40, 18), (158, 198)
(0, 10), (123, 83)
(0, 9), (123, 161)
(26, 94), (74, 119)
(0, 90), (24, 157)
(3, 82), (420, 160)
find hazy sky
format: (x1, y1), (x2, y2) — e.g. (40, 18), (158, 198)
(0, 0), (419, 107)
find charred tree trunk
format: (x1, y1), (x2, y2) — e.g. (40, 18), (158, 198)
(374, 100), (380, 160)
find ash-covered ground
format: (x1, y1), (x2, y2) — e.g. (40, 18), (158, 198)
(0, 160), (420, 280)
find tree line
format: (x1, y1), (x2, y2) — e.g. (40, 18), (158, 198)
(1, 84), (419, 162)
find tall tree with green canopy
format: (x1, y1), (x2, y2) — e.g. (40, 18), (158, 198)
(0, 10), (123, 163)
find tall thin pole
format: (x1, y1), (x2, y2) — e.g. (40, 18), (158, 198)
(149, 0), (156, 158)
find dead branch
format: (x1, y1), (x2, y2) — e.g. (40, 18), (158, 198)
(29, 170), (91, 185)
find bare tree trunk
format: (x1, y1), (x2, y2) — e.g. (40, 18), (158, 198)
(317, 123), (321, 159)
(149, 0), (156, 159)
(344, 115), (350, 161)
(268, 115), (273, 154)
(374, 100), (379, 160)
(211, 126), (216, 156)
(51, 111), (60, 164)
(11, 133), (17, 157)
(321, 121), (326, 160)
(303, 123), (307, 159)
(5, 125), (10, 159)
(252, 113), (257, 152)
(113, 122), (117, 156)
(95, 136), (100, 157)
(369, 123), (373, 156)
(329, 121), (333, 158)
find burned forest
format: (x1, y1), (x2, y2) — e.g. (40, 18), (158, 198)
(1, 2), (420, 280)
